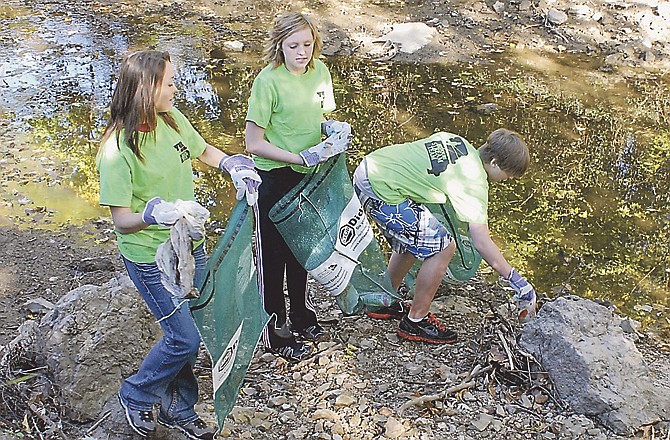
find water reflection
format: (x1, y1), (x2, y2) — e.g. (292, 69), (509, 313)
(0, 0), (668, 337)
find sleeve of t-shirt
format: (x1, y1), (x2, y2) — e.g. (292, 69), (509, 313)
(97, 140), (134, 208)
(246, 75), (275, 129)
(171, 109), (207, 158)
(322, 66), (336, 114)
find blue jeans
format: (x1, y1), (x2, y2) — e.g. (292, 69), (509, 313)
(119, 245), (206, 424)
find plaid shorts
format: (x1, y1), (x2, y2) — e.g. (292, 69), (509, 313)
(358, 193), (452, 259)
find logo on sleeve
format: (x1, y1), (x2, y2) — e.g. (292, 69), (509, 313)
(424, 136), (469, 176)
(173, 142), (191, 163)
(317, 91), (325, 108)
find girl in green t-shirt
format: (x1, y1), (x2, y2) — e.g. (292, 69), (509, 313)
(97, 50), (260, 439)
(245, 12), (350, 361)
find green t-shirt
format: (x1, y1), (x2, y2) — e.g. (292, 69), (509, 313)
(365, 132), (489, 224)
(96, 108), (207, 263)
(246, 59), (336, 173)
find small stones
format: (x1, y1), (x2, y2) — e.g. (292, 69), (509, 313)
(384, 416), (405, 438)
(218, 289), (662, 440)
(472, 413), (494, 431)
(335, 393), (356, 407)
(311, 409), (340, 421)
(268, 396), (287, 407)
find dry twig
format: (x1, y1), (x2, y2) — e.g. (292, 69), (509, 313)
(398, 364), (493, 416)
(398, 381), (475, 416)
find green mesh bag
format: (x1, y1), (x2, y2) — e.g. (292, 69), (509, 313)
(269, 154), (399, 315)
(190, 202), (269, 433)
(405, 202), (482, 288)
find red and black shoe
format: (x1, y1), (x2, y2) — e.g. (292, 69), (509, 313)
(397, 313), (457, 344)
(367, 300), (411, 320)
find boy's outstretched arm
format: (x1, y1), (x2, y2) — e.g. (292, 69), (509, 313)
(470, 222), (538, 322)
(469, 223), (513, 278)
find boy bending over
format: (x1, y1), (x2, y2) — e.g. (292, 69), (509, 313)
(353, 129), (537, 344)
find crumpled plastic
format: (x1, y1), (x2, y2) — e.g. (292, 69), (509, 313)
(155, 200), (210, 299)
(147, 199), (182, 226)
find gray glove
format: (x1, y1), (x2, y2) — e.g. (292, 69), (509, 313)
(501, 268), (538, 323)
(219, 154), (262, 206)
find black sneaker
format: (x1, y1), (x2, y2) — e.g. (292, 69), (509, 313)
(293, 323), (326, 341)
(397, 313), (458, 344)
(367, 300), (411, 320)
(118, 392), (156, 437)
(157, 414), (217, 440)
(273, 339), (313, 362)
(268, 319), (313, 361)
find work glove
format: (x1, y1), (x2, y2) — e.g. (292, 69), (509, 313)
(501, 268), (538, 323)
(142, 197), (182, 227)
(300, 121), (353, 167)
(219, 154), (262, 206)
(321, 119), (350, 137)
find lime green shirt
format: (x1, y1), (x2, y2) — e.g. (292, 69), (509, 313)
(96, 108), (207, 263)
(365, 132), (489, 224)
(246, 59), (336, 173)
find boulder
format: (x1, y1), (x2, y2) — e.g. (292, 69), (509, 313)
(222, 40), (244, 52)
(519, 295), (670, 435)
(35, 274), (162, 422)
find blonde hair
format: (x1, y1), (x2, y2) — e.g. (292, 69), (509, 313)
(263, 12), (323, 70)
(478, 128), (530, 176)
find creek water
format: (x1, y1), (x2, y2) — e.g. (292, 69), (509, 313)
(1, 0), (668, 338)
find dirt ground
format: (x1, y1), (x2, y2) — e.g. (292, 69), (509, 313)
(214, 0), (670, 71)
(1, 0), (670, 438)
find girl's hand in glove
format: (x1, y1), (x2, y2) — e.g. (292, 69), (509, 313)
(219, 154), (262, 206)
(142, 197), (182, 226)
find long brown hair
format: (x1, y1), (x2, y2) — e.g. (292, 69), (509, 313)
(263, 12), (323, 70)
(100, 50), (179, 160)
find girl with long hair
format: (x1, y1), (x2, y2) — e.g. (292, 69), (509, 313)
(97, 50), (260, 438)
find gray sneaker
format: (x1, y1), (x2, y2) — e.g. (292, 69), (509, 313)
(273, 339), (313, 362)
(157, 414), (217, 440)
(118, 392), (156, 437)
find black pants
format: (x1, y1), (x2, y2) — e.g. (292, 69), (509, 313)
(257, 167), (317, 344)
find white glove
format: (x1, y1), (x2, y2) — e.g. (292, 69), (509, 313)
(299, 121), (353, 167)
(219, 154), (262, 206)
(142, 197), (182, 227)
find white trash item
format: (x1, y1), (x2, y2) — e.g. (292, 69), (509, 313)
(156, 200), (210, 299)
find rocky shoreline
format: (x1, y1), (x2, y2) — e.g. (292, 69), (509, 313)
(4, 265), (668, 439)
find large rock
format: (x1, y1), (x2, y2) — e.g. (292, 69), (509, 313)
(35, 274), (162, 422)
(519, 295), (670, 435)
